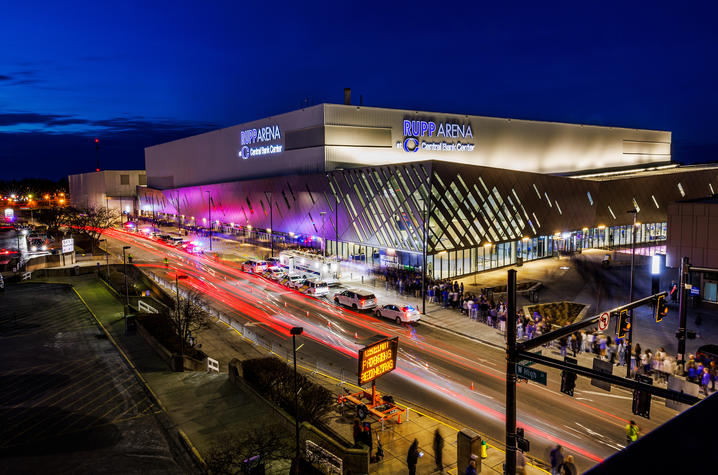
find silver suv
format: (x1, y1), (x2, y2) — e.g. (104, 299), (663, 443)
(333, 289), (377, 310)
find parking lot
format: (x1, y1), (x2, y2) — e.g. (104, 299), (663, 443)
(0, 282), (188, 473)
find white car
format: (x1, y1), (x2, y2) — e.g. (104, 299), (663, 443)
(375, 304), (421, 324)
(264, 267), (285, 281)
(266, 257), (281, 268)
(301, 280), (329, 297)
(281, 274), (304, 288)
(242, 260), (269, 273)
(333, 289), (377, 310)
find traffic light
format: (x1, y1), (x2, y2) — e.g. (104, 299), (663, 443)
(632, 374), (652, 419)
(617, 309), (630, 339)
(516, 427), (530, 452)
(560, 370), (577, 396)
(655, 295), (668, 322)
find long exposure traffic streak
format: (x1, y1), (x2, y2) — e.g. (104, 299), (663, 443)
(104, 228), (675, 469)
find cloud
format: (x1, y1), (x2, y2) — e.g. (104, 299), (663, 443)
(0, 112), (68, 126)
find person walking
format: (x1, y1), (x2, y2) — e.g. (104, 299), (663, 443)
(407, 438), (420, 475)
(352, 418), (362, 446)
(550, 444), (564, 475)
(559, 454), (578, 475)
(701, 367), (711, 395)
(433, 428), (444, 472)
(559, 336), (568, 357)
(625, 420), (640, 445)
(464, 456), (478, 475)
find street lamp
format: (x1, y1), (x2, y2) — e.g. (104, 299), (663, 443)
(626, 209), (638, 378)
(99, 239), (109, 281)
(319, 211), (326, 258)
(176, 274), (188, 360)
(122, 246), (131, 317)
(290, 326), (304, 466)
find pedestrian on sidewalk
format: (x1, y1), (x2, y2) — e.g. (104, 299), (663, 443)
(407, 438), (420, 475)
(433, 429), (444, 472)
(625, 420), (640, 445)
(550, 444), (564, 475)
(352, 418), (362, 446)
(559, 454), (578, 475)
(559, 336), (568, 357)
(464, 456), (478, 475)
(701, 367), (711, 395)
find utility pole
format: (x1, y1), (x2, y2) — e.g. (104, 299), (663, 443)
(626, 209), (637, 378)
(176, 274), (188, 361)
(122, 246), (131, 319)
(677, 256), (690, 369)
(505, 269), (517, 475)
(206, 191), (212, 251)
(94, 138), (100, 171)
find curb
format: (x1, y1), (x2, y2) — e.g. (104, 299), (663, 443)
(420, 317), (505, 351)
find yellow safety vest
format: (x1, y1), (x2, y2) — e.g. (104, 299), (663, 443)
(625, 424), (638, 441)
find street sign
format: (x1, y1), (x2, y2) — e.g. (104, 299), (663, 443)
(591, 357), (613, 391)
(598, 312), (610, 331)
(690, 286), (700, 296)
(517, 364), (547, 385)
(517, 350), (542, 367)
(62, 238), (74, 253)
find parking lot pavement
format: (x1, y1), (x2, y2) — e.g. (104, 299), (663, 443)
(0, 282), (190, 473)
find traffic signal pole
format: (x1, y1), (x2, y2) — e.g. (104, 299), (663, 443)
(677, 256), (690, 369)
(626, 210), (637, 378)
(505, 270), (517, 475)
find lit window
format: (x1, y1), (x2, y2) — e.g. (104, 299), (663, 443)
(677, 182), (685, 197)
(587, 191), (594, 206)
(555, 201), (562, 215)
(652, 195), (659, 209)
(710, 183), (715, 195)
(544, 192), (552, 207)
(632, 198), (640, 213)
(608, 206), (616, 220)
(532, 212), (541, 228)
(533, 184), (541, 199)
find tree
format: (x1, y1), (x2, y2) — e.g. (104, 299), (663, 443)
(66, 205), (120, 253)
(35, 206), (70, 235)
(206, 424), (292, 475)
(170, 289), (211, 357)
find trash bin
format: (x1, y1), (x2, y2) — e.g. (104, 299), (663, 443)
(516, 257), (523, 267)
(73, 265), (80, 276)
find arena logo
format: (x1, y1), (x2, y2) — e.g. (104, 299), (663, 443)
(400, 119), (475, 153)
(239, 124), (283, 159)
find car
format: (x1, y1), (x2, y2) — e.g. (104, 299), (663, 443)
(303, 280), (329, 297)
(242, 260), (269, 273)
(281, 274), (304, 288)
(696, 344), (718, 365)
(264, 267), (285, 281)
(375, 304), (421, 324)
(266, 257), (281, 268)
(333, 289), (377, 310)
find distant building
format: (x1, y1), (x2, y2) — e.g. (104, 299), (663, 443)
(667, 196), (718, 303)
(68, 170), (147, 216)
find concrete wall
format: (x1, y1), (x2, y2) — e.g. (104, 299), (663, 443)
(667, 201), (718, 268)
(69, 170), (146, 213)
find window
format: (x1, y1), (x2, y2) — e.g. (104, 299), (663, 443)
(544, 192), (552, 207)
(608, 206), (616, 220)
(555, 201), (562, 215)
(120, 174), (130, 185)
(652, 195), (659, 209)
(587, 191), (594, 206)
(677, 182), (685, 197)
(533, 184), (541, 199)
(138, 174), (147, 185)
(632, 198), (640, 213)
(710, 183), (715, 195)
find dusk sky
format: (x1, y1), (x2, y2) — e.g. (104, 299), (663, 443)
(2, 1), (716, 180)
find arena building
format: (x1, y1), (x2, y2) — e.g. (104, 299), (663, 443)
(137, 101), (718, 279)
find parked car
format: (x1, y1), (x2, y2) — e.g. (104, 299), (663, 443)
(375, 304), (421, 324)
(242, 260), (269, 273)
(266, 257), (281, 268)
(696, 344), (718, 365)
(264, 267), (285, 281)
(333, 289), (377, 310)
(301, 280), (329, 297)
(281, 274), (304, 288)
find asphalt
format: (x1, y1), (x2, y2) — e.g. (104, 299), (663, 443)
(0, 281), (190, 474)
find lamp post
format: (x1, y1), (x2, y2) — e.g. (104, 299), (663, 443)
(206, 191), (212, 251)
(320, 211), (326, 258)
(176, 274), (188, 360)
(626, 209), (637, 378)
(99, 239), (109, 281)
(122, 246), (131, 318)
(290, 326), (304, 467)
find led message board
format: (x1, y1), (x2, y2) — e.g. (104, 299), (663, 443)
(358, 337), (399, 386)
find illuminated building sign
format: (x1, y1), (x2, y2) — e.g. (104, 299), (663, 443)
(399, 119), (475, 153)
(239, 124), (283, 159)
(358, 337), (399, 386)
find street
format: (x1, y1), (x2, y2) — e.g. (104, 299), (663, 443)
(103, 228), (679, 472)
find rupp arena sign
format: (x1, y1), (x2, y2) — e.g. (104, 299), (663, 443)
(358, 337), (399, 386)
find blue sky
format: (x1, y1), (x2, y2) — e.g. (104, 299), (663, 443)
(1, 1), (716, 179)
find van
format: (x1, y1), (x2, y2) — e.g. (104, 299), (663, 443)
(304, 280), (329, 297)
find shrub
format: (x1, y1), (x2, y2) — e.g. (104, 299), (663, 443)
(241, 357), (333, 426)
